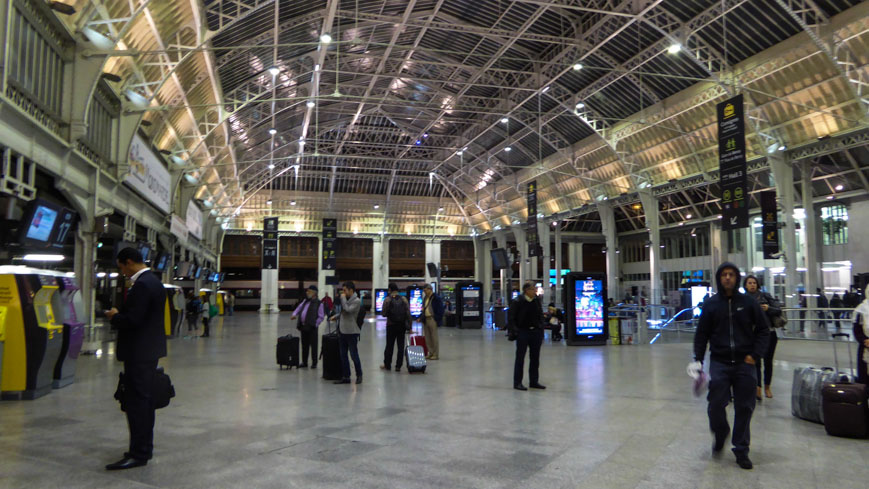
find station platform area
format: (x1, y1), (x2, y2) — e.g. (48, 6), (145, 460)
(1, 314), (866, 489)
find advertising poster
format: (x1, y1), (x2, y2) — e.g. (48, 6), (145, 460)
(262, 217), (278, 270)
(126, 134), (171, 214)
(26, 205), (59, 242)
(717, 94), (748, 230)
(527, 181), (539, 256)
(409, 288), (423, 317)
(575, 279), (604, 335)
(761, 190), (780, 259)
(186, 201), (203, 240)
(322, 219), (337, 270)
(375, 289), (387, 314)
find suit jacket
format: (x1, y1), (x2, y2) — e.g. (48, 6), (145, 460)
(110, 270), (168, 362)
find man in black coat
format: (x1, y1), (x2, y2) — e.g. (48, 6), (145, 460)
(508, 282), (546, 391)
(104, 247), (167, 470)
(692, 262), (769, 470)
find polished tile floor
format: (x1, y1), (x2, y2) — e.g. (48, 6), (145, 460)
(1, 313), (867, 489)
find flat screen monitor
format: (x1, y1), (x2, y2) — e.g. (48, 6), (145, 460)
(325, 275), (339, 286)
(193, 266), (202, 279)
(200, 268), (210, 281)
(490, 248), (510, 270)
(21, 199), (62, 246)
(218, 272), (226, 282)
(408, 287), (423, 318)
(50, 208), (77, 248)
(548, 269), (571, 286)
(511, 289), (519, 301)
(565, 272), (607, 345)
(426, 262), (438, 278)
(139, 244), (151, 263)
(176, 261), (191, 278)
(430, 282), (437, 294)
(154, 253), (170, 272)
(374, 289), (388, 314)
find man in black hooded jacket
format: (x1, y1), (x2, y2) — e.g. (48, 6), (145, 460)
(692, 262), (769, 470)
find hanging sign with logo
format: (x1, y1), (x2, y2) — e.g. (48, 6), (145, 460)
(761, 190), (780, 259)
(322, 219), (337, 270)
(126, 134), (171, 214)
(718, 94), (748, 230)
(262, 217), (278, 270)
(527, 181), (539, 257)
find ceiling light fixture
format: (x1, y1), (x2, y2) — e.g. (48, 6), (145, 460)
(575, 102), (585, 109)
(269, 128), (277, 135)
(374, 204), (380, 209)
(266, 200), (273, 205)
(667, 43), (682, 54)
(541, 86), (550, 93)
(438, 207), (444, 212)
(306, 100), (315, 108)
(183, 173), (199, 184)
(268, 164), (275, 170)
(290, 200), (296, 206)
(835, 184), (844, 191)
(320, 33), (332, 44)
(456, 150), (463, 156)
(573, 63), (583, 71)
(686, 213), (692, 219)
(504, 146), (512, 152)
(500, 118), (509, 124)
(100, 72), (122, 83)
(22, 254), (65, 262)
(268, 66), (280, 76)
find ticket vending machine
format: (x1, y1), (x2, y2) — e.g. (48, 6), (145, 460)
(456, 281), (483, 329)
(407, 286), (424, 319)
(0, 268), (64, 400)
(0, 306), (7, 387)
(52, 275), (86, 388)
(374, 289), (388, 315)
(163, 285), (184, 337)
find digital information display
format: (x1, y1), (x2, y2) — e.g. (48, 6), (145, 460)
(374, 289), (388, 313)
(461, 286), (480, 317)
(575, 279), (604, 335)
(26, 205), (59, 242)
(409, 288), (423, 317)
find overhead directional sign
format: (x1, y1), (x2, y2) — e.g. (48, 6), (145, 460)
(718, 94), (748, 230)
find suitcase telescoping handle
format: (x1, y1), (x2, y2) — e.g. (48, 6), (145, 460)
(831, 333), (855, 376)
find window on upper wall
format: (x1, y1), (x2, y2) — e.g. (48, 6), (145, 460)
(820, 204), (848, 245)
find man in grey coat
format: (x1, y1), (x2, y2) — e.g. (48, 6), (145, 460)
(329, 281), (363, 384)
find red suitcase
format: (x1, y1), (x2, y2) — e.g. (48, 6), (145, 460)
(410, 335), (428, 356)
(822, 333), (869, 438)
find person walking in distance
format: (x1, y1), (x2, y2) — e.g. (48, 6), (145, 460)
(380, 284), (411, 371)
(104, 248), (168, 470)
(225, 292), (235, 316)
(329, 282), (363, 385)
(322, 292), (334, 316)
(185, 292), (200, 336)
(690, 262), (769, 470)
(291, 285), (324, 369)
(508, 282), (546, 391)
(421, 284), (445, 360)
(816, 288), (829, 329)
(200, 294), (211, 337)
(743, 275), (782, 400)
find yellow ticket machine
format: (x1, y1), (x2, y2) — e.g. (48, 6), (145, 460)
(0, 306), (7, 390)
(216, 291), (226, 316)
(0, 268), (64, 400)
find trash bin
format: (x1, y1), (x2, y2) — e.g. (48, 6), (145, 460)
(608, 317), (621, 345)
(493, 306), (508, 330)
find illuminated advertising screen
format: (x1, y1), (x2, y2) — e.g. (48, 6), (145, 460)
(409, 287), (423, 317)
(575, 279), (604, 335)
(691, 286), (712, 317)
(26, 205), (59, 242)
(375, 289), (388, 314)
(461, 285), (480, 317)
(511, 290), (519, 301)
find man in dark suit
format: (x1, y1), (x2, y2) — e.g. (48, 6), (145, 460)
(104, 247), (167, 470)
(508, 282), (546, 391)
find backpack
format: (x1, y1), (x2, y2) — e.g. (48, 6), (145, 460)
(356, 297), (366, 328)
(386, 296), (409, 325)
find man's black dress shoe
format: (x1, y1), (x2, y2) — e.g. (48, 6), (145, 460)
(105, 457), (147, 470)
(334, 378), (351, 384)
(514, 384), (528, 391)
(299, 364), (308, 369)
(529, 383), (546, 389)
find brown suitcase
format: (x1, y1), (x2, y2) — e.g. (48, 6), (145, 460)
(822, 333), (869, 438)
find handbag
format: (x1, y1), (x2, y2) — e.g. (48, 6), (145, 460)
(772, 314), (787, 328)
(114, 367), (176, 411)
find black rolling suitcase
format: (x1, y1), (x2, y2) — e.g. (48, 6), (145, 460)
(320, 319), (343, 380)
(822, 333), (868, 438)
(276, 334), (299, 369)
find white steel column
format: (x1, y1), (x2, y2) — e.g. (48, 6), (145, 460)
(476, 237), (493, 306)
(540, 221), (552, 306)
(372, 236), (386, 290)
(495, 231), (509, 302)
(801, 160), (820, 309)
(598, 202), (619, 301)
(512, 227), (528, 287)
(554, 224), (563, 306)
(639, 191), (661, 305)
(770, 155), (799, 308)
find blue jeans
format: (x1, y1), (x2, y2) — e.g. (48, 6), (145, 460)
(227, 306), (233, 316)
(338, 333), (362, 380)
(708, 360), (757, 455)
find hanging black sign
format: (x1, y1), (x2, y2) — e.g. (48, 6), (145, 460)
(262, 217), (278, 270)
(322, 218), (337, 270)
(718, 94), (748, 230)
(761, 190), (780, 259)
(527, 181), (540, 257)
